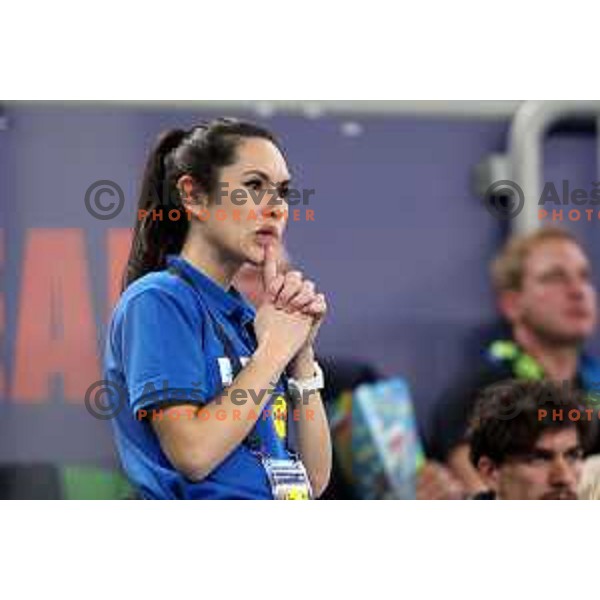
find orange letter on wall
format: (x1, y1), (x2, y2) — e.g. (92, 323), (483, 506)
(11, 229), (99, 403)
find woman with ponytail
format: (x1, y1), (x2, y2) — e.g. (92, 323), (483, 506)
(104, 118), (331, 499)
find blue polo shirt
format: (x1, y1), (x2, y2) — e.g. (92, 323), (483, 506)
(103, 254), (293, 499)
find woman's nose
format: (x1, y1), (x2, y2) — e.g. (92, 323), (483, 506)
(260, 197), (288, 222)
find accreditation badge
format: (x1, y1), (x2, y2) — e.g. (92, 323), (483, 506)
(261, 457), (313, 500)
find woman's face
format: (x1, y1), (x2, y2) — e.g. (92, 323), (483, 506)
(192, 137), (291, 267)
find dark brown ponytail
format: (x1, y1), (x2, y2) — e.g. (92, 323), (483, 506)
(122, 128), (187, 291)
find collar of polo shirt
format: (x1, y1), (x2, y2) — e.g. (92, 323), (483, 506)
(166, 254), (255, 324)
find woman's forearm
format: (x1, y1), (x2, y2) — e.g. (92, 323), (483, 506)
(153, 343), (290, 481)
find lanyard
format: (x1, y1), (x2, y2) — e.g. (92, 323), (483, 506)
(166, 263), (298, 456)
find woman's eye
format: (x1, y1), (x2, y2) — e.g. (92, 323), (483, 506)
(279, 186), (289, 199)
(245, 179), (262, 190)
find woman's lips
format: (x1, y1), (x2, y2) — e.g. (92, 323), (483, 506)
(254, 226), (280, 246)
(255, 231), (279, 246)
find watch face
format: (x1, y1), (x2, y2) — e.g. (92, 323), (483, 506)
(286, 363), (324, 403)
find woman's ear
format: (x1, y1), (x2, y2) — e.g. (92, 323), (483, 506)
(177, 174), (206, 210)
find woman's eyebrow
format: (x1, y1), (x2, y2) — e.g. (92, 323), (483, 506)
(243, 169), (291, 186)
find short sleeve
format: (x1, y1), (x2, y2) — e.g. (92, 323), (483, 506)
(118, 288), (210, 415)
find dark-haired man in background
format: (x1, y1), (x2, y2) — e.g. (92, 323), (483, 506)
(468, 379), (590, 500)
